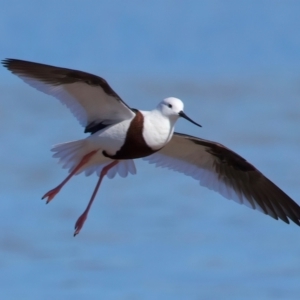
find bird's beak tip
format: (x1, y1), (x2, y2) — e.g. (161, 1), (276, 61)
(179, 111), (202, 128)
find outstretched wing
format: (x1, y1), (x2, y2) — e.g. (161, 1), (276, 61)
(144, 132), (300, 225)
(2, 59), (135, 132)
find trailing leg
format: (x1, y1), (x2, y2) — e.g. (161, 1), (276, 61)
(74, 160), (119, 236)
(42, 150), (98, 203)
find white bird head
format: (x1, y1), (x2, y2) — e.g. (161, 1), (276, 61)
(157, 97), (202, 127)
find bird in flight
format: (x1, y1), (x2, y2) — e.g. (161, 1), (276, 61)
(3, 58), (300, 236)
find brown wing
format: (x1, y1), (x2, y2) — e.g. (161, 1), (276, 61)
(144, 132), (300, 225)
(2, 58), (135, 132)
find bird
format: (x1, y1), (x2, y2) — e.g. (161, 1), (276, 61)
(2, 58), (300, 237)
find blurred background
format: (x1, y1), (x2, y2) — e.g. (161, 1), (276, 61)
(1, 1), (300, 299)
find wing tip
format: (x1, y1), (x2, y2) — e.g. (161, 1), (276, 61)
(2, 58), (23, 72)
(2, 58), (12, 68)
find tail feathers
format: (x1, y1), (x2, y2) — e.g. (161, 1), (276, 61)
(105, 160), (137, 179)
(51, 139), (137, 178)
(51, 140), (93, 173)
(84, 159), (137, 178)
(84, 164), (99, 176)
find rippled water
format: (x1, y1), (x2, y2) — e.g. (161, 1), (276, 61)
(1, 1), (300, 299)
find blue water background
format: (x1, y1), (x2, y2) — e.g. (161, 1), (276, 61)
(1, 1), (300, 299)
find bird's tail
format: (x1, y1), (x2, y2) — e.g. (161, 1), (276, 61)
(51, 139), (93, 173)
(51, 139), (137, 178)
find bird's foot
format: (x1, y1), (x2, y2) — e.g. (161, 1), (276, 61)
(74, 212), (88, 236)
(41, 187), (61, 204)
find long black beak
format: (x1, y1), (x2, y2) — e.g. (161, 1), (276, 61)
(178, 111), (202, 127)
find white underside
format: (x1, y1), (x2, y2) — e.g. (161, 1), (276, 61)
(143, 153), (266, 215)
(49, 108), (175, 180)
(19, 76), (135, 127)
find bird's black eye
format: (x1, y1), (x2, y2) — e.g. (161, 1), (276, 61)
(168, 104), (172, 108)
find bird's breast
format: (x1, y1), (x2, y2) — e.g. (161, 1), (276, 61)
(90, 110), (173, 160)
(103, 110), (163, 160)
(142, 111), (174, 151)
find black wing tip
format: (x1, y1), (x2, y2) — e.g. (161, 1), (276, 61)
(280, 216), (300, 226)
(2, 58), (13, 68)
(267, 205), (300, 227)
(1, 58), (24, 71)
(294, 220), (300, 226)
(288, 216), (300, 226)
(261, 198), (300, 227)
(2, 58), (39, 70)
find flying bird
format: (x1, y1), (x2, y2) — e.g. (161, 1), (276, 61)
(3, 58), (300, 236)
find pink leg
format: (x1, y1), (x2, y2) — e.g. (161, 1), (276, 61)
(42, 150), (98, 204)
(74, 160), (119, 236)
